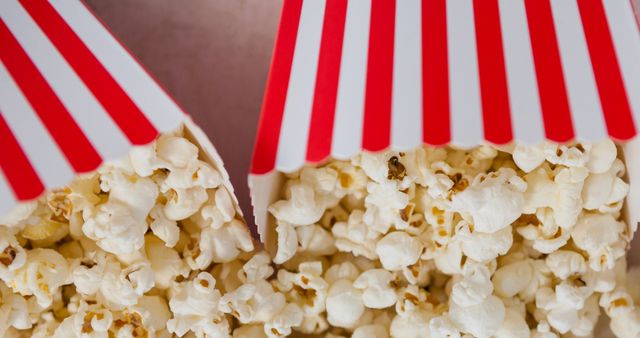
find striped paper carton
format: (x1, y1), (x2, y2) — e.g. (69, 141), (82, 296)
(0, 0), (242, 221)
(249, 0), (640, 259)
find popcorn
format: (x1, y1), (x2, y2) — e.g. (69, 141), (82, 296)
(353, 269), (398, 309)
(552, 166), (588, 228)
(429, 314), (462, 338)
(512, 143), (546, 173)
(0, 229), (27, 282)
(455, 220), (512, 263)
(326, 277), (365, 328)
(545, 250), (588, 280)
(269, 183), (327, 226)
(148, 205), (180, 247)
(273, 221), (297, 264)
(0, 281), (31, 336)
(375, 231), (423, 271)
(571, 213), (626, 271)
(451, 168), (527, 233)
(494, 308), (530, 338)
(449, 294), (505, 338)
(451, 263), (494, 307)
(0, 136), (634, 338)
(332, 210), (379, 260)
(82, 174), (158, 256)
(581, 158), (629, 212)
(352, 324), (389, 338)
(167, 272), (227, 337)
(9, 248), (70, 308)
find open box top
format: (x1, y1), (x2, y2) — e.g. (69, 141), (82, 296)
(250, 0), (640, 244)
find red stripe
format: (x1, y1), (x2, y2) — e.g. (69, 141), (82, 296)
(473, 0), (513, 145)
(422, 0), (450, 146)
(0, 113), (44, 200)
(306, 0), (347, 163)
(20, 0), (158, 145)
(362, 0), (396, 152)
(524, 0), (575, 142)
(0, 20), (102, 173)
(251, 0), (303, 174)
(578, 0), (636, 140)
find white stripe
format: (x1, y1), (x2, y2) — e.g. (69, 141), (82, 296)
(49, 0), (185, 132)
(0, 62), (75, 189)
(550, 0), (606, 141)
(332, 0), (371, 159)
(391, 0), (423, 150)
(0, 1), (130, 161)
(447, 0), (483, 146)
(275, 0), (326, 172)
(498, 0), (545, 144)
(0, 170), (16, 216)
(602, 0), (640, 128)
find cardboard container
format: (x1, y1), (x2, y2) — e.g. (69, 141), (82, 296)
(249, 1), (640, 335)
(0, 0), (244, 222)
(250, 0), (640, 245)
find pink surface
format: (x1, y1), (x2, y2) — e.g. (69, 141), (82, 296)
(84, 0), (283, 231)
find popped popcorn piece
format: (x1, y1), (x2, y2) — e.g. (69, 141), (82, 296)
(9, 248), (70, 308)
(269, 183), (327, 226)
(274, 221), (297, 264)
(332, 210), (379, 260)
(0, 228), (27, 282)
(494, 308), (530, 338)
(264, 303), (303, 338)
(148, 205), (180, 247)
(581, 158), (629, 212)
(451, 263), (494, 307)
(545, 250), (588, 280)
(353, 269), (398, 309)
(455, 220), (513, 263)
(585, 139), (617, 174)
(326, 278), (364, 328)
(352, 324), (389, 338)
(552, 167), (588, 228)
(451, 168), (527, 233)
(513, 143), (546, 173)
(167, 272), (227, 337)
(0, 281), (31, 336)
(429, 314), (461, 338)
(571, 213), (626, 271)
(375, 231), (423, 271)
(449, 294), (505, 338)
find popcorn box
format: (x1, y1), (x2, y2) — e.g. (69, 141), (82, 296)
(250, 0), (640, 250)
(249, 0), (640, 336)
(0, 0), (243, 224)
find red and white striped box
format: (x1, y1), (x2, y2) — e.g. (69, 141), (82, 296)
(249, 0), (640, 256)
(0, 0), (242, 220)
